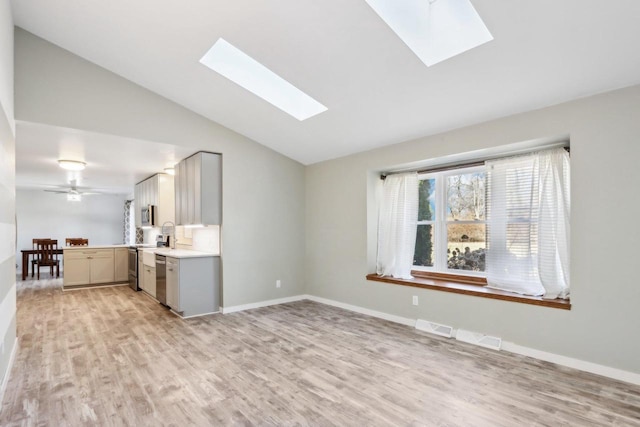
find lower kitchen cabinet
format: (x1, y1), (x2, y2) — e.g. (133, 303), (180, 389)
(142, 265), (156, 298)
(114, 248), (129, 282)
(63, 248), (116, 287)
(166, 257), (180, 310)
(63, 256), (91, 286)
(138, 256), (144, 291)
(165, 256), (219, 317)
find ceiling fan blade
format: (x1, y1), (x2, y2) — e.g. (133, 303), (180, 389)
(44, 190), (69, 194)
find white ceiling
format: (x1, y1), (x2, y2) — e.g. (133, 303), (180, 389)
(15, 121), (195, 195)
(10, 0), (640, 165)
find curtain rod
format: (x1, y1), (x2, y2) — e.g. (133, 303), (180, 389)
(380, 143), (569, 180)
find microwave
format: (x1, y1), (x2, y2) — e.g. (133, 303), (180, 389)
(141, 205), (156, 227)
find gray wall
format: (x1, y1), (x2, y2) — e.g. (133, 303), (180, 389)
(14, 28), (306, 308)
(306, 84), (640, 374)
(0, 1), (16, 391)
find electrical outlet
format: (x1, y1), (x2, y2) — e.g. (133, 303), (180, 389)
(276, 279), (281, 288)
(412, 296), (419, 306)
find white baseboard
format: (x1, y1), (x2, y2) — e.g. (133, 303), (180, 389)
(501, 341), (640, 386)
(219, 293), (640, 385)
(303, 295), (415, 326)
(0, 338), (18, 407)
(221, 295), (307, 314)
(177, 310), (221, 319)
(62, 283), (128, 291)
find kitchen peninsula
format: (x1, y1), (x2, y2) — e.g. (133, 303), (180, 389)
(63, 245), (129, 289)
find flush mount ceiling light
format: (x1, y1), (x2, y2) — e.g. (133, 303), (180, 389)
(365, 0), (493, 67)
(199, 38), (328, 121)
(164, 167), (175, 176)
(58, 159), (86, 171)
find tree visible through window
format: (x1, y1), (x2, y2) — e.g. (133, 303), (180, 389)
(413, 167), (486, 274)
(414, 179), (434, 267)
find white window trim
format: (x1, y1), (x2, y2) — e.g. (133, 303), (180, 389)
(414, 165), (487, 277)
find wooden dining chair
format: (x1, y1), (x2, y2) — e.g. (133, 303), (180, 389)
(66, 238), (89, 246)
(35, 239), (60, 279)
(31, 238), (52, 278)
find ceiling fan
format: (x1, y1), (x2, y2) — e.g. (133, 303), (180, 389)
(44, 179), (101, 201)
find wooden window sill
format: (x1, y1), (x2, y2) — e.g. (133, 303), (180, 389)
(366, 272), (571, 310)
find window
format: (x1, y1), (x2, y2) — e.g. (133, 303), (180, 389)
(374, 146), (570, 304)
(414, 166), (487, 276)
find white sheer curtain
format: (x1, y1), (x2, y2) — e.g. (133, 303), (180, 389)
(486, 147), (570, 299)
(376, 172), (419, 279)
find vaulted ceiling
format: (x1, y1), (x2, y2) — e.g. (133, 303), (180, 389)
(11, 0), (640, 165)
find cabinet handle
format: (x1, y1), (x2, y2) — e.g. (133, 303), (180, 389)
(87, 256), (93, 259)
(168, 268), (173, 271)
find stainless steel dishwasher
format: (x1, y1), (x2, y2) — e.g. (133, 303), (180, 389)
(155, 254), (167, 306)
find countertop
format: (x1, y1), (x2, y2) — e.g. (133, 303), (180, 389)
(153, 248), (217, 259)
(63, 244), (130, 250)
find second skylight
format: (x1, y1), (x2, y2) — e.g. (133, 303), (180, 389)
(200, 38), (327, 121)
(365, 0), (493, 67)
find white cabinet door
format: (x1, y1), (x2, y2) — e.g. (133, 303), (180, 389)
(166, 257), (180, 311)
(114, 248), (128, 282)
(174, 164), (182, 225)
(174, 152), (221, 226)
(138, 257), (144, 290)
(143, 266), (156, 297)
(143, 179), (149, 208)
(193, 154), (202, 225)
(186, 155), (196, 225)
(180, 159), (188, 224)
(64, 257), (91, 286)
(90, 252), (115, 284)
(157, 174), (175, 226)
(134, 183), (142, 227)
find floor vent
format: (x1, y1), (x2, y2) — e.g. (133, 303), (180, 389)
(455, 329), (502, 351)
(415, 319), (454, 338)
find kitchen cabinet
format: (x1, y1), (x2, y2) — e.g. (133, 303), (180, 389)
(166, 257), (180, 310)
(142, 265), (156, 297)
(114, 248), (129, 282)
(140, 249), (158, 297)
(64, 256), (91, 286)
(138, 255), (144, 290)
(63, 248), (116, 287)
(164, 255), (219, 317)
(175, 152), (221, 226)
(135, 173), (175, 227)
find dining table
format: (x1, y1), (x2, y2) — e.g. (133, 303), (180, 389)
(21, 249), (64, 280)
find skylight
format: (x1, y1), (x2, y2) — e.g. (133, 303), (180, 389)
(365, 0), (493, 67)
(200, 38), (327, 121)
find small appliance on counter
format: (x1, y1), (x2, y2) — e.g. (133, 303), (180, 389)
(156, 234), (168, 247)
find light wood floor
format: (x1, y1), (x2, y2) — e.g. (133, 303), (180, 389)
(1, 276), (639, 426)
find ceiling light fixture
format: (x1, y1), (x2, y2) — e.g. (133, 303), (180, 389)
(164, 167), (175, 176)
(365, 0), (493, 67)
(199, 38), (328, 121)
(67, 193), (82, 202)
(58, 159), (86, 171)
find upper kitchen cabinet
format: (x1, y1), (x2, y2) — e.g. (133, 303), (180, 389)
(134, 173), (175, 227)
(175, 152), (221, 226)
